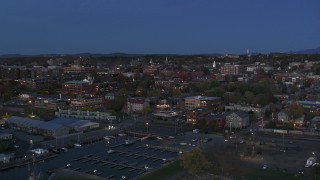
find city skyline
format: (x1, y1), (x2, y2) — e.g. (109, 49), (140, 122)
(0, 0), (319, 55)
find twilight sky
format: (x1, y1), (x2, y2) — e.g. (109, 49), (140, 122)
(0, 0), (319, 55)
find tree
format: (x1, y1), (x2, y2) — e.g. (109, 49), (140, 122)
(180, 149), (212, 176)
(258, 78), (276, 94)
(253, 93), (269, 105)
(287, 103), (304, 120)
(197, 119), (207, 131)
(171, 88), (181, 96)
(203, 143), (241, 175)
(117, 74), (127, 88)
(202, 67), (210, 76)
(229, 91), (242, 104)
(135, 87), (145, 97)
(244, 91), (254, 104)
(107, 97), (127, 112)
(0, 142), (9, 153)
(248, 111), (257, 123)
(142, 107), (152, 115)
(311, 63), (320, 75)
(311, 165), (320, 180)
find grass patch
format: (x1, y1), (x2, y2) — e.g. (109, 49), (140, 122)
(139, 160), (184, 180)
(239, 168), (298, 180)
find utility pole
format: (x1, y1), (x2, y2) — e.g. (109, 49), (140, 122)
(146, 122), (149, 133)
(282, 130), (284, 150)
(174, 119), (177, 134)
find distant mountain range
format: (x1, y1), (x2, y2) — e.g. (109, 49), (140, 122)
(292, 47), (320, 54)
(1, 47), (319, 58)
(0, 52), (223, 59)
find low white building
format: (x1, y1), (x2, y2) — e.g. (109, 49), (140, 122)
(225, 111), (249, 129)
(153, 111), (178, 119)
(225, 104), (268, 118)
(55, 109), (116, 122)
(50, 117), (100, 132)
(30, 148), (49, 156)
(127, 98), (150, 113)
(277, 112), (289, 123)
(70, 97), (104, 109)
(0, 153), (14, 163)
(311, 116), (320, 129)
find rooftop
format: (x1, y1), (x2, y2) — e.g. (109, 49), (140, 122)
(185, 96), (220, 101)
(64, 80), (90, 85)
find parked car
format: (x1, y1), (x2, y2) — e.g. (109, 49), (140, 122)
(298, 169), (305, 174)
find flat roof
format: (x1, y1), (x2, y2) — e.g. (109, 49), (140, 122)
(185, 96), (220, 101)
(7, 116), (43, 127)
(36, 122), (64, 131)
(297, 101), (320, 106)
(64, 80), (89, 85)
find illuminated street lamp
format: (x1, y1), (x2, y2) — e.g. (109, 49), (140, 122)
(146, 122), (149, 132)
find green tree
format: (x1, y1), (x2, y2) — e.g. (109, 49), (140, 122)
(258, 78), (276, 94)
(311, 165), (320, 180)
(172, 88), (182, 96)
(197, 119), (207, 131)
(244, 91), (254, 104)
(287, 103), (304, 120)
(253, 93), (269, 105)
(265, 121), (277, 129)
(0, 142), (9, 153)
(209, 80), (219, 88)
(202, 67), (210, 76)
(147, 89), (165, 99)
(142, 107), (152, 115)
(311, 63), (320, 75)
(107, 97), (127, 112)
(229, 91), (242, 103)
(119, 88), (128, 97)
(248, 111), (257, 123)
(135, 87), (145, 97)
(117, 74), (127, 88)
(180, 149), (212, 176)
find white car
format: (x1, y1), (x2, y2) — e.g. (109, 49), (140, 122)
(262, 165), (267, 169)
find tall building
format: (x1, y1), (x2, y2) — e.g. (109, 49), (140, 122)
(220, 64), (243, 75)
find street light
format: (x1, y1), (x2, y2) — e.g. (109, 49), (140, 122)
(146, 122), (149, 132)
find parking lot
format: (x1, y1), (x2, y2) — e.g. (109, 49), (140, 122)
(0, 135), (181, 180)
